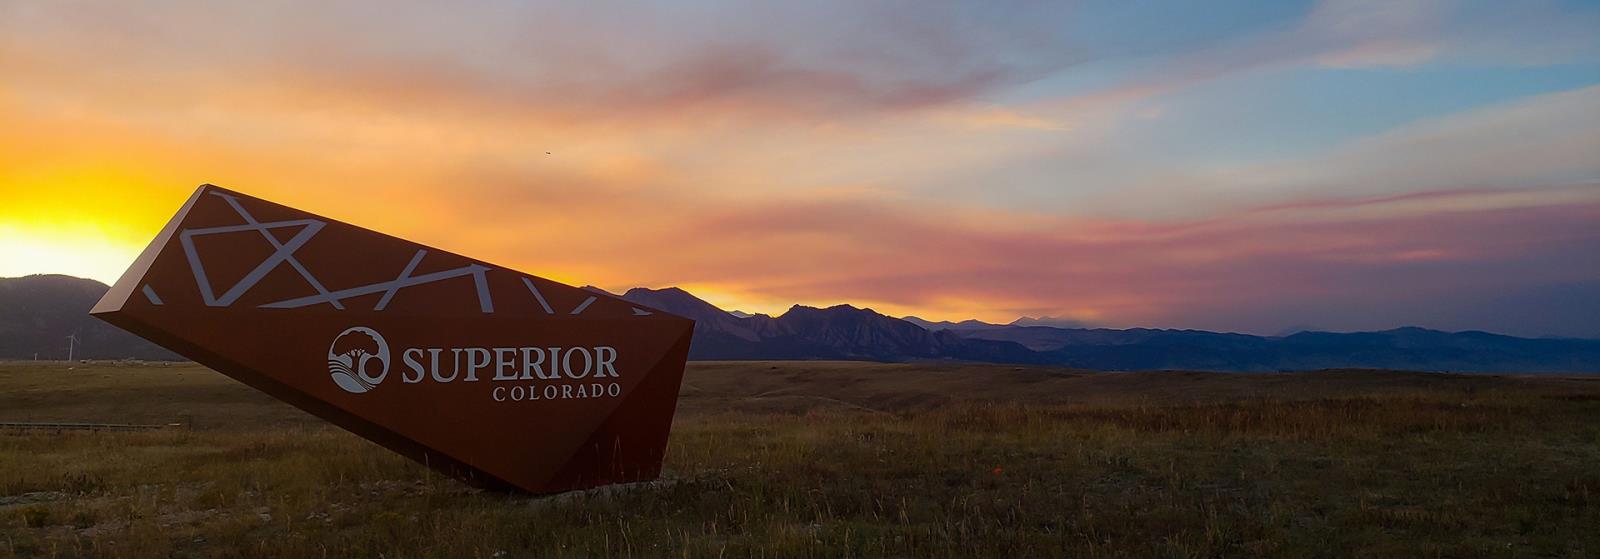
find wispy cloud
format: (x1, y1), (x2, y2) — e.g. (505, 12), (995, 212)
(0, 1), (1087, 125)
(1088, 85), (1600, 217)
(1033, 0), (1600, 114)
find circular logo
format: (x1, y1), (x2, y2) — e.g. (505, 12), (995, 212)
(328, 326), (389, 394)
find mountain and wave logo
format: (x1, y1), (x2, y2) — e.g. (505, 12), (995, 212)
(328, 326), (389, 394)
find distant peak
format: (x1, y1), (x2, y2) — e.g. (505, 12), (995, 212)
(647, 286), (693, 296)
(616, 286), (735, 322)
(620, 286), (705, 301)
(1009, 315), (1087, 329)
(901, 315), (1008, 331)
(780, 303), (881, 319)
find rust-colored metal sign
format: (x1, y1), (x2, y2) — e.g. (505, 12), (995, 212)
(91, 184), (695, 494)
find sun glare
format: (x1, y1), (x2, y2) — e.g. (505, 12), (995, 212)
(0, 223), (145, 285)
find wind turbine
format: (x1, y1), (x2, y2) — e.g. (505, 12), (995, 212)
(65, 332), (80, 362)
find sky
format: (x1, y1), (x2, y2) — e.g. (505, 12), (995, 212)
(2, 0), (1598, 337)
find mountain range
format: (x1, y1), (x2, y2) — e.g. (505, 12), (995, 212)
(612, 287), (1600, 373)
(3, 275), (1597, 372)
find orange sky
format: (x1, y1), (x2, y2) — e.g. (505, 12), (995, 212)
(3, 2), (1598, 336)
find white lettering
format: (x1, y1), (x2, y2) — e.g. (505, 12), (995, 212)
(564, 347), (592, 379)
(371, 341), (629, 402)
(594, 346), (618, 378)
(545, 348), (563, 380)
(433, 349), (460, 382)
(402, 349), (425, 383)
(519, 347), (545, 380)
(464, 348), (490, 381)
(492, 347), (518, 380)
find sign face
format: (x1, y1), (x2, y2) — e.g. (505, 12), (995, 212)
(91, 184), (695, 494)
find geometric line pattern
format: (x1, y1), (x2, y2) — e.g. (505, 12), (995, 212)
(172, 190), (628, 316)
(259, 253), (494, 312)
(522, 277), (556, 314)
(179, 212), (325, 308)
(141, 285), (164, 305)
(570, 295), (597, 315)
(177, 192), (500, 312)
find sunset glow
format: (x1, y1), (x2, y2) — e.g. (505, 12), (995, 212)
(2, 1), (1597, 337)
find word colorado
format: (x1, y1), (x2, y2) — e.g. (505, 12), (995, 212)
(398, 345), (623, 402)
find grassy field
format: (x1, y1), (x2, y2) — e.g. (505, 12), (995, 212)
(2, 361), (1598, 558)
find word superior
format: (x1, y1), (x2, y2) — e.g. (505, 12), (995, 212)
(399, 345), (620, 383)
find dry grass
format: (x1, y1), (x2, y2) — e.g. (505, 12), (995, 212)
(2, 361), (1598, 557)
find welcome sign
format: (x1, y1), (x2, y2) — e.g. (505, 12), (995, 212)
(91, 184), (695, 494)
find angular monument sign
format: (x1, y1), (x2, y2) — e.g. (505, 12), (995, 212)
(91, 184), (695, 494)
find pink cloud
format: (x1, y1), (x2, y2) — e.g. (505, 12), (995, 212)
(519, 186), (1600, 337)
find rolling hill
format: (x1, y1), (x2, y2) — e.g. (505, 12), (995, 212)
(0, 274), (179, 360)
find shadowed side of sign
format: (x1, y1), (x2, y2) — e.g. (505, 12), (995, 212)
(91, 184), (696, 494)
